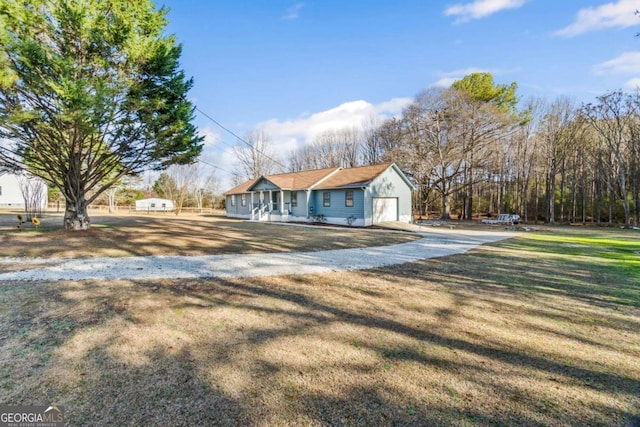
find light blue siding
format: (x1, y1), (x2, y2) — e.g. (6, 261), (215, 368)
(226, 194), (252, 216)
(289, 190), (309, 217)
(311, 189), (364, 219)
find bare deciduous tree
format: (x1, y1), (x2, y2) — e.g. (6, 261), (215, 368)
(288, 128), (363, 171)
(361, 116), (387, 165)
(16, 173), (47, 218)
(156, 163), (200, 215)
(232, 131), (278, 184)
(195, 171), (221, 212)
(582, 91), (636, 228)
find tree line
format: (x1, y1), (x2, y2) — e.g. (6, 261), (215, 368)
(235, 73), (640, 228)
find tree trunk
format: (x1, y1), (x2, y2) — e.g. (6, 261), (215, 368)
(594, 175), (600, 224)
(466, 167), (474, 221)
(441, 194), (451, 220)
(547, 163), (556, 224)
(634, 185), (639, 228)
(107, 188), (117, 213)
(534, 177), (540, 224)
(64, 196), (90, 230)
(559, 159), (566, 223)
(619, 173), (631, 228)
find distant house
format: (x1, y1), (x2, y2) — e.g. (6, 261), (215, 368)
(224, 163), (415, 227)
(0, 172), (48, 211)
(135, 198), (174, 212)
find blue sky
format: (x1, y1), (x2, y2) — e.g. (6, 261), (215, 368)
(160, 0), (640, 187)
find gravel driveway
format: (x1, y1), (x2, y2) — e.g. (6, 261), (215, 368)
(0, 228), (518, 282)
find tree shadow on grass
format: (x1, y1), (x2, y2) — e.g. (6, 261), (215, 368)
(1, 246), (639, 426)
(135, 275), (639, 424)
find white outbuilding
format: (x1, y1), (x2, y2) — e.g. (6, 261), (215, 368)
(135, 198), (174, 212)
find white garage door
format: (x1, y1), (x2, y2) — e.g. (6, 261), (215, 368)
(372, 197), (398, 224)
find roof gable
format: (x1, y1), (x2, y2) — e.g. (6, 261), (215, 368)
(249, 176), (280, 191)
(314, 163), (393, 189)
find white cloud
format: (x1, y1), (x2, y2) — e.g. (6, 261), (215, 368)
(444, 0), (527, 23)
(209, 98), (412, 191)
(593, 51), (640, 75)
(431, 77), (459, 88)
(626, 78), (640, 89)
(257, 98), (412, 148)
(282, 3), (304, 20)
(554, 0), (639, 37)
(198, 126), (221, 147)
(374, 97), (414, 114)
(430, 67), (513, 87)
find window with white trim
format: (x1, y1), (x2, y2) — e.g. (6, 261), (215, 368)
(345, 190), (354, 207)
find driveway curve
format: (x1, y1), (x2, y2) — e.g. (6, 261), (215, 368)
(0, 228), (518, 282)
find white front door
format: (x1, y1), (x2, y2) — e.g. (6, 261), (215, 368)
(372, 197), (398, 224)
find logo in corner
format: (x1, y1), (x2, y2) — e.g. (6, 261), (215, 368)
(0, 405), (65, 427)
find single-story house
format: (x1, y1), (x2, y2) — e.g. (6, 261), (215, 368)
(0, 172), (48, 210)
(224, 163), (415, 227)
(135, 198), (174, 212)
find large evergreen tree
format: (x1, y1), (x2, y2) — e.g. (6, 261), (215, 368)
(0, 0), (203, 229)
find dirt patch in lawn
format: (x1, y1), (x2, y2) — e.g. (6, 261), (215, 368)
(0, 212), (419, 259)
(1, 233), (638, 426)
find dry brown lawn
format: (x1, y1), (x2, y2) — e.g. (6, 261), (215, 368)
(0, 212), (418, 259)
(0, 222), (638, 426)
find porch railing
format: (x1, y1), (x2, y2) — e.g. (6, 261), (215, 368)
(251, 203), (270, 221)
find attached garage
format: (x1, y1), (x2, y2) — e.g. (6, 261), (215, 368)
(372, 197), (398, 224)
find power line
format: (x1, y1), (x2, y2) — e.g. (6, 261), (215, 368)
(192, 103), (295, 176)
(196, 158), (233, 176)
(168, 84), (358, 183)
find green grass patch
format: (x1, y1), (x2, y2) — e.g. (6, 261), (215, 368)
(490, 230), (640, 307)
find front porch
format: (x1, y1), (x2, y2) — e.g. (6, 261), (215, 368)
(248, 189), (294, 222)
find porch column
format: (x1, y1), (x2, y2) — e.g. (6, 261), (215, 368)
(250, 192), (254, 219)
(269, 190), (273, 211)
(280, 190), (285, 213)
(260, 191), (264, 207)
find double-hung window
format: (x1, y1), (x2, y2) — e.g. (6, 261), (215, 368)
(323, 192), (331, 207)
(345, 190), (354, 207)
